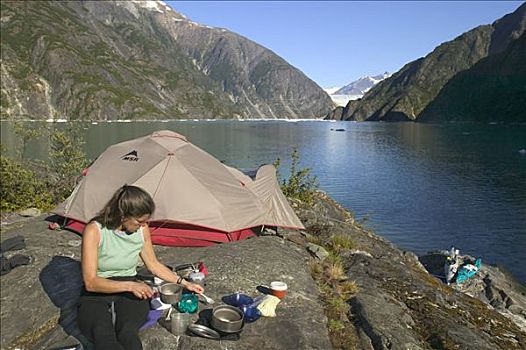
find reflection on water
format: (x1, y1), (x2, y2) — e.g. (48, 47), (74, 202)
(2, 120), (525, 282)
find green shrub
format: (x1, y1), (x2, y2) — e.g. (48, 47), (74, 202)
(48, 124), (88, 203)
(0, 150), (53, 212)
(1, 123), (88, 212)
(274, 147), (319, 204)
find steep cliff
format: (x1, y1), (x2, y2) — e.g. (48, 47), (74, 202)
(420, 32), (526, 122)
(0, 1), (333, 120)
(328, 3), (525, 122)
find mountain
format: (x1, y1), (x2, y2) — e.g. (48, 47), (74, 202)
(327, 3), (525, 122)
(334, 73), (390, 96)
(420, 32), (526, 122)
(0, 1), (334, 120)
(324, 73), (389, 107)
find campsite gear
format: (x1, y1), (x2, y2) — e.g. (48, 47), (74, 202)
(188, 324), (221, 339)
(0, 253), (31, 276)
(188, 270), (205, 287)
(137, 265), (173, 283)
(165, 307), (173, 321)
(211, 305), (244, 333)
(177, 293), (199, 313)
(455, 258), (482, 283)
(222, 293), (254, 307)
(174, 263), (196, 278)
(444, 257), (460, 285)
(48, 222), (61, 230)
(256, 295), (281, 317)
(197, 261), (209, 276)
(198, 293), (215, 305)
(171, 312), (191, 335)
(159, 283), (183, 305)
(139, 309), (163, 330)
(0, 235), (31, 275)
(239, 304), (262, 323)
(151, 297), (171, 310)
(270, 281), (288, 299)
(0, 235), (26, 252)
(53, 130), (305, 247)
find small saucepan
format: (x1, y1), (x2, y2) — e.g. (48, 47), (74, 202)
(210, 305), (244, 333)
(159, 283), (183, 305)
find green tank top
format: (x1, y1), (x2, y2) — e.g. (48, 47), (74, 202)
(95, 222), (144, 278)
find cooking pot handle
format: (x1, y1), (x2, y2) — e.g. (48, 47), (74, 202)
(173, 263), (195, 272)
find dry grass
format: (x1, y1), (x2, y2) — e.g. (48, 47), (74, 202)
(337, 280), (359, 297)
(329, 233), (354, 252)
(10, 314), (59, 349)
(324, 261), (346, 282)
(308, 243), (359, 349)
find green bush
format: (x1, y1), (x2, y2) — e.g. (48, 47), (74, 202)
(48, 124), (89, 203)
(0, 151), (53, 212)
(1, 123), (88, 212)
(274, 147), (319, 204)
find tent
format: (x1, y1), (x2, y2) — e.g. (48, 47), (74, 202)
(53, 130), (304, 247)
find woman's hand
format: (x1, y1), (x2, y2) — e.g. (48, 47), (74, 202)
(129, 281), (154, 299)
(185, 282), (204, 294)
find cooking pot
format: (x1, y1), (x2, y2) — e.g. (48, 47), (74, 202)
(159, 283), (182, 305)
(210, 305), (244, 333)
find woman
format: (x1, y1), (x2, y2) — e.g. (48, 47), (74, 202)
(78, 185), (204, 350)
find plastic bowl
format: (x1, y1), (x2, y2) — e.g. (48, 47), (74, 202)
(222, 293), (254, 307)
(239, 304), (261, 323)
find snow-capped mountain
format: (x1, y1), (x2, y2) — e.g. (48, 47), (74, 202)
(325, 73), (390, 106)
(335, 72), (391, 95)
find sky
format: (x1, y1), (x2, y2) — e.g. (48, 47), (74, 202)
(166, 1), (523, 88)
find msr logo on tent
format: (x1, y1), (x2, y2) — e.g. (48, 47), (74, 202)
(121, 150), (139, 162)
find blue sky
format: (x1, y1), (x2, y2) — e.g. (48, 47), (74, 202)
(166, 1), (523, 88)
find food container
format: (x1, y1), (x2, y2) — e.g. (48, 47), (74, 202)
(177, 293), (199, 313)
(159, 283), (183, 305)
(170, 312), (191, 335)
(270, 281), (288, 299)
(210, 305), (244, 333)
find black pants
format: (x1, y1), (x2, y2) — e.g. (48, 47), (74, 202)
(78, 292), (149, 350)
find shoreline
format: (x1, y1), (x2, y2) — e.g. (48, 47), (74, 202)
(1, 192), (525, 349)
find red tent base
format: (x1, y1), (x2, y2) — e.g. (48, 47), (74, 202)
(63, 219), (256, 247)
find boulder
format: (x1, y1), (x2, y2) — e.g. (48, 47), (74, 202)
(18, 208), (42, 217)
(1, 192), (525, 350)
(0, 216), (332, 350)
(306, 243), (329, 261)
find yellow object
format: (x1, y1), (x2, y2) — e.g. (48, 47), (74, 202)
(256, 295), (281, 317)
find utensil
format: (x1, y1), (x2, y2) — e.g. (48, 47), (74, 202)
(199, 293), (215, 304)
(222, 293), (253, 307)
(239, 304), (262, 323)
(170, 312), (191, 335)
(159, 283), (183, 305)
(211, 305), (244, 333)
(165, 307), (173, 321)
(188, 324), (221, 339)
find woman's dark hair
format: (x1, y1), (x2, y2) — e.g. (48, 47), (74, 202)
(93, 185), (155, 229)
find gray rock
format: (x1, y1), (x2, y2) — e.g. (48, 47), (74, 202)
(19, 208), (42, 217)
(2, 192), (526, 350)
(306, 243), (329, 261)
(0, 216), (332, 350)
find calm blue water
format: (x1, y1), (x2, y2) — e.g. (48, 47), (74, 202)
(2, 120), (526, 282)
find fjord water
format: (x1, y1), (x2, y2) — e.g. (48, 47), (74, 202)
(2, 120), (525, 282)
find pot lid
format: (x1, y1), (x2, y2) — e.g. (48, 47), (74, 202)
(188, 324), (220, 339)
